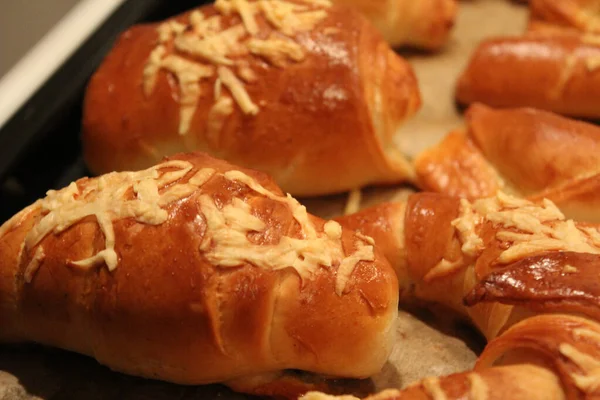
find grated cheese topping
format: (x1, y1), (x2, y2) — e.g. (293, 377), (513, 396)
(215, 0), (259, 35)
(575, 328), (600, 343)
(24, 246), (45, 284)
(422, 377), (448, 400)
(424, 258), (463, 282)
(20, 160), (195, 274)
(586, 55), (600, 71)
(160, 55), (215, 134)
(559, 342), (600, 393)
(247, 36), (305, 67)
(355, 232), (374, 245)
(467, 373), (489, 400)
(9, 161), (374, 293)
(344, 188), (362, 216)
(206, 96), (234, 146)
(218, 66), (259, 115)
(563, 264), (578, 274)
(200, 169), (374, 294)
(157, 20), (187, 43)
(142, 0), (330, 134)
(451, 192), (600, 265)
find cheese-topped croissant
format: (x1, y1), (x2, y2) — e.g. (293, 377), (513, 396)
(82, 0), (421, 197)
(325, 192), (600, 399)
(0, 152), (398, 399)
(414, 104), (600, 222)
(332, 0), (457, 50)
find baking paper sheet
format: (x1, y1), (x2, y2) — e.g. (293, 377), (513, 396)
(0, 1), (528, 398)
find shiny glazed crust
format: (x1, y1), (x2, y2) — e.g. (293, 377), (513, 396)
(331, 0), (457, 50)
(455, 35), (600, 118)
(327, 192), (600, 399)
(82, 1), (420, 197)
(0, 152), (398, 397)
(529, 0), (600, 34)
(414, 104), (600, 222)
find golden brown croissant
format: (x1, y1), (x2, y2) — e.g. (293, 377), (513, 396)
(0, 152), (398, 399)
(528, 0), (600, 34)
(303, 314), (600, 399)
(337, 192), (600, 338)
(323, 192), (600, 399)
(82, 0), (421, 197)
(455, 35), (600, 118)
(414, 104), (600, 222)
(331, 0), (458, 50)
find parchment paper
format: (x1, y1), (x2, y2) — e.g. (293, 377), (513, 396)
(0, 1), (528, 398)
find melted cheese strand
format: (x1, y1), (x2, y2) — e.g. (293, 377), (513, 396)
(216, 0), (259, 35)
(575, 328), (600, 343)
(424, 258), (464, 282)
(159, 55), (215, 134)
(218, 169), (374, 293)
(452, 193), (600, 264)
(218, 66), (259, 115)
(299, 392), (359, 400)
(247, 36), (305, 67)
(143, 45), (166, 96)
(336, 240), (374, 295)
(468, 373), (489, 400)
(559, 343), (600, 393)
(174, 25), (247, 66)
(344, 188), (362, 216)
(422, 377), (448, 400)
(157, 20), (187, 43)
(21, 161), (195, 275)
(24, 246), (45, 283)
(142, 0), (331, 133)
(207, 96), (234, 146)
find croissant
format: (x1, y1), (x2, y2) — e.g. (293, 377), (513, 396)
(0, 152), (398, 399)
(455, 35), (600, 118)
(82, 0), (421, 197)
(414, 103), (600, 222)
(322, 192), (600, 399)
(302, 314), (597, 399)
(331, 0), (458, 50)
(337, 192), (600, 339)
(528, 0), (600, 34)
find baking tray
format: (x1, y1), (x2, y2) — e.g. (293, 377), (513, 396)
(0, 0), (529, 399)
(0, 0), (213, 224)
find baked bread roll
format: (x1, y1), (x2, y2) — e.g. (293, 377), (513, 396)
(337, 192), (600, 339)
(331, 0), (458, 50)
(303, 314), (598, 399)
(414, 103), (600, 222)
(455, 35), (600, 118)
(302, 365), (564, 399)
(529, 0), (600, 34)
(0, 152), (398, 399)
(82, 0), (421, 197)
(322, 193), (600, 399)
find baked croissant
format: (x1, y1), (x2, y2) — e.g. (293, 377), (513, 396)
(528, 0), (600, 35)
(455, 35), (600, 118)
(326, 192), (600, 399)
(331, 0), (458, 50)
(414, 103), (600, 222)
(337, 192), (600, 339)
(82, 0), (421, 197)
(0, 152), (398, 399)
(302, 314), (597, 399)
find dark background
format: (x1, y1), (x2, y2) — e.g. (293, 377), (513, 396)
(0, 0), (212, 224)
